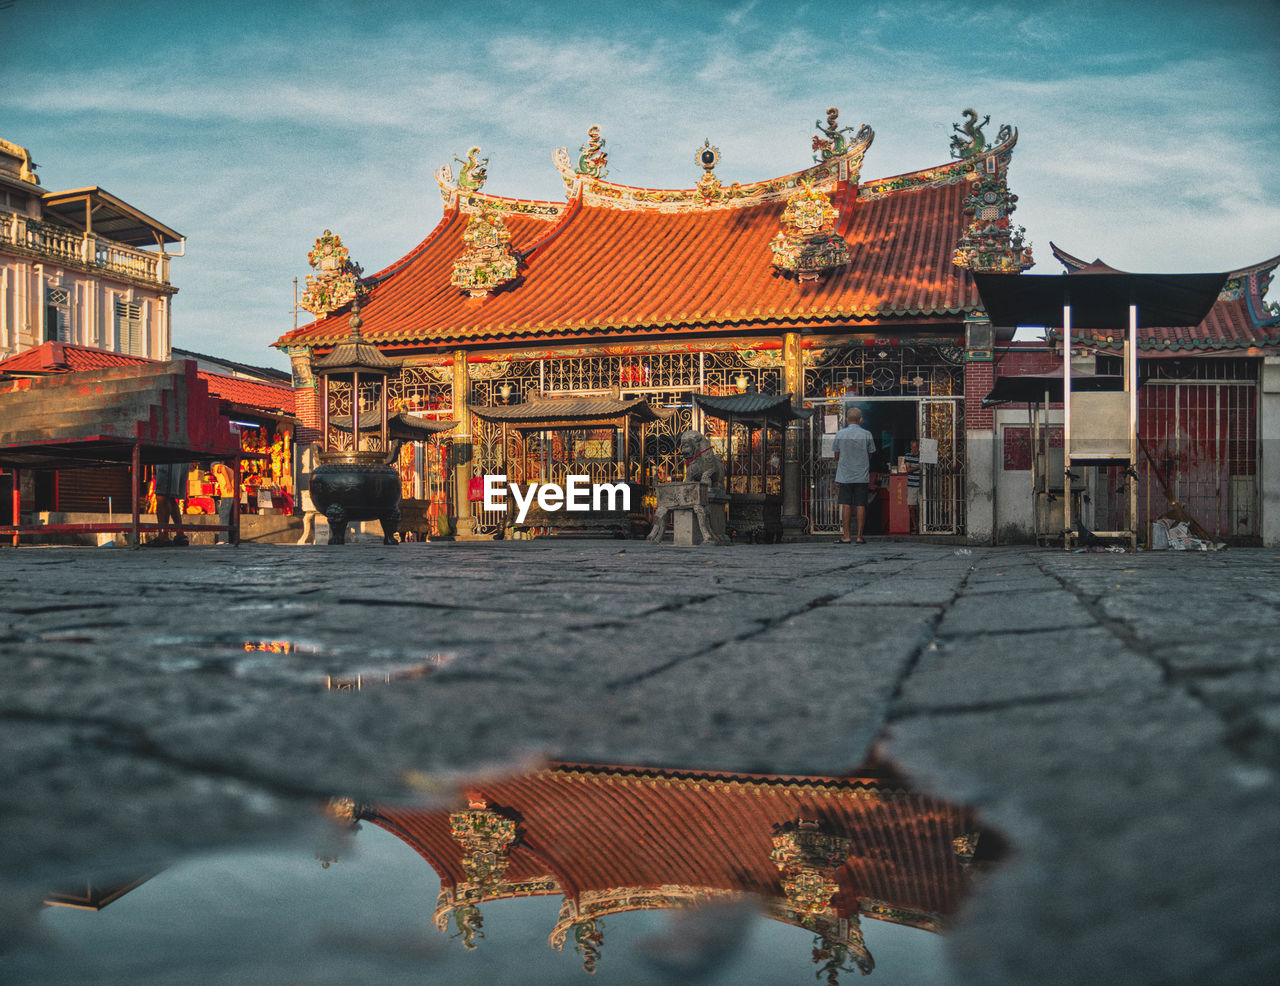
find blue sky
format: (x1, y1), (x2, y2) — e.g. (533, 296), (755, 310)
(3, 0), (1277, 368)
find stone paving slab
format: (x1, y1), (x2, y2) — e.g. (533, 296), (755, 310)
(2, 540), (1278, 984)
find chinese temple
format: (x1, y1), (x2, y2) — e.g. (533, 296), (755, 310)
(337, 760), (993, 979)
(276, 108), (1035, 539)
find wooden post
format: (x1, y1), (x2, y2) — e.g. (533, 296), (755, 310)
(1062, 304), (1073, 549)
(130, 442), (141, 550)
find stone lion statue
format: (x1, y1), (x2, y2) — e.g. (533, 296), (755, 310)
(679, 429), (725, 488)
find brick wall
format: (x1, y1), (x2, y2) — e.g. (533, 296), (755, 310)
(293, 383), (321, 445)
(964, 360), (994, 430)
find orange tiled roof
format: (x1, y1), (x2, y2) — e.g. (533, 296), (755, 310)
(198, 370), (295, 415)
(1049, 243), (1280, 355)
(365, 762), (976, 922)
(0, 341), (152, 374)
(0, 344), (295, 416)
(276, 149), (988, 354)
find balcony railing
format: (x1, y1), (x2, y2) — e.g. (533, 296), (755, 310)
(0, 209), (170, 285)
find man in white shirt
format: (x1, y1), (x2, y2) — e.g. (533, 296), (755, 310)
(832, 407), (876, 544)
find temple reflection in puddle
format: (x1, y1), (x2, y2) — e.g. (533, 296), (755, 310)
(325, 757), (1001, 980)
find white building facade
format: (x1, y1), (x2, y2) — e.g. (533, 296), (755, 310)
(0, 138), (182, 362)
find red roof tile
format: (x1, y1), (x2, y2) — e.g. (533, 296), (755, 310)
(1049, 243), (1280, 355)
(198, 371), (295, 415)
(276, 160), (984, 354)
(0, 342), (151, 375)
(0, 344), (295, 416)
(366, 762), (977, 924)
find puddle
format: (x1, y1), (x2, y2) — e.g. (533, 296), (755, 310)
(147, 638), (454, 687)
(19, 759), (1003, 984)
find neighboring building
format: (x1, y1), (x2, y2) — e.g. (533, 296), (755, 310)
(0, 137), (182, 363)
(990, 245), (1280, 546)
(276, 109), (1035, 540)
(0, 342), (296, 514)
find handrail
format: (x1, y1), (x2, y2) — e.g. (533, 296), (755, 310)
(0, 209), (168, 284)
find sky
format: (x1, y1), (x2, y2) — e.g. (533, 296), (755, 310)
(3, 0), (1278, 370)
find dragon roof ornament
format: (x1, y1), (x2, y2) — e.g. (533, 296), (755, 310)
(813, 106), (873, 163)
(949, 109), (1013, 160)
(575, 125), (608, 179)
(298, 230), (364, 316)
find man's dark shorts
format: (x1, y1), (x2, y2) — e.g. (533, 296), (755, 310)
(836, 482), (869, 507)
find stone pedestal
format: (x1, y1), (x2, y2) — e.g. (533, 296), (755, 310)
(648, 482), (728, 546)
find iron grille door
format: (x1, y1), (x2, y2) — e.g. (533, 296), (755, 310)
(918, 398), (965, 535)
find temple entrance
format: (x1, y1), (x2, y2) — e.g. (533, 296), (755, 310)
(804, 396), (965, 535)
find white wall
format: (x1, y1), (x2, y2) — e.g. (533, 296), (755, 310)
(1261, 358), (1280, 547)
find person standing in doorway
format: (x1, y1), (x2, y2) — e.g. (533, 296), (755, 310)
(904, 438), (921, 534)
(833, 407), (875, 544)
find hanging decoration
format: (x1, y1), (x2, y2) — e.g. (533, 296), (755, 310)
(449, 800), (519, 890)
(450, 206), (520, 296)
(769, 182), (851, 281)
(299, 230), (363, 316)
(575, 125), (609, 179)
(769, 820), (852, 917)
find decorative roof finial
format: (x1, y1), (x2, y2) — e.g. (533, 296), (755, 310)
(695, 139), (722, 200)
(949, 109), (1013, 160)
(299, 230), (364, 316)
(576, 126), (609, 179)
(812, 106), (864, 162)
(453, 146), (489, 191)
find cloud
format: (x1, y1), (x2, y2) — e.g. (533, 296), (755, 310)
(6, 1), (1276, 364)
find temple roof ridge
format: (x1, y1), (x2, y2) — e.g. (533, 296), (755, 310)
(549, 122), (873, 213)
(859, 126), (1019, 201)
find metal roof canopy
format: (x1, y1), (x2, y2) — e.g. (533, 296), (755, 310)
(41, 187), (183, 248)
(693, 392), (813, 425)
(982, 368), (1123, 407)
(972, 271), (1229, 330)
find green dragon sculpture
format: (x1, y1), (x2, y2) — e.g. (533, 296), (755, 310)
(454, 146), (488, 191)
(812, 106), (858, 162)
(950, 110), (1014, 159)
(576, 125), (609, 179)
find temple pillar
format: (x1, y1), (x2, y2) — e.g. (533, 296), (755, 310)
(451, 349), (479, 537)
(782, 331), (806, 538)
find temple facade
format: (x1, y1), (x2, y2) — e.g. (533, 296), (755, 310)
(274, 108), (1278, 544)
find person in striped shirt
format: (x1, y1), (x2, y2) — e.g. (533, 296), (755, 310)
(904, 439), (921, 534)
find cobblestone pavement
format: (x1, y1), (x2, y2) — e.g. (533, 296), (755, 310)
(2, 541), (1278, 983)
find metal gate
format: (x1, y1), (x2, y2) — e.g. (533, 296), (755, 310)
(1138, 381), (1258, 539)
(918, 398), (965, 535)
(803, 397), (965, 534)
